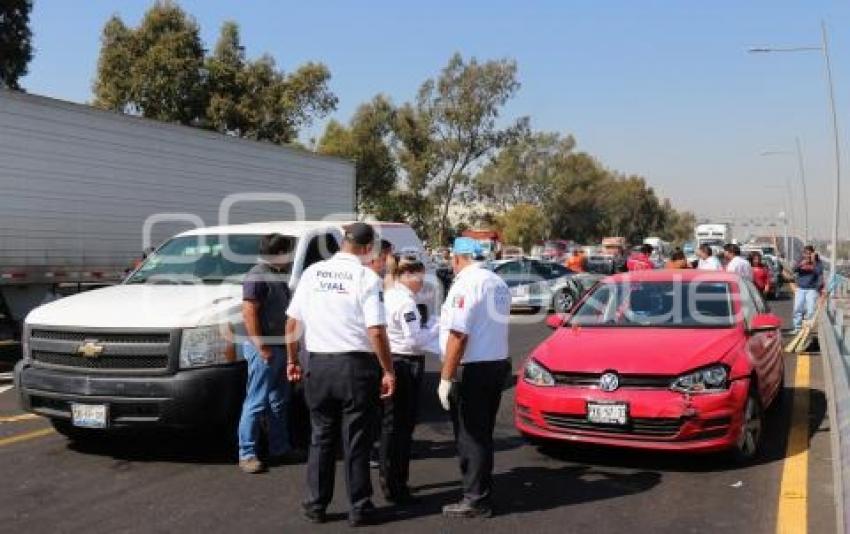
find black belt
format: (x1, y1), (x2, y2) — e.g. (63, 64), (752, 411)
(392, 353), (425, 360)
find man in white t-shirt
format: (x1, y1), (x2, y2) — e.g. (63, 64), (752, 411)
(285, 222), (396, 527)
(723, 243), (753, 281)
(696, 244), (722, 271)
(438, 237), (511, 519)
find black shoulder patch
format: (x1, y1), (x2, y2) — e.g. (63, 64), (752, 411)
(403, 311), (417, 323)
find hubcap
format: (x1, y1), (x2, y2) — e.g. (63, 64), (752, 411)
(555, 292), (572, 312)
(738, 397), (762, 456)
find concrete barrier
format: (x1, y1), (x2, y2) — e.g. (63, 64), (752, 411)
(821, 275), (850, 533)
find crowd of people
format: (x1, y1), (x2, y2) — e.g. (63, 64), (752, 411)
(232, 225), (825, 527)
(237, 223), (510, 527)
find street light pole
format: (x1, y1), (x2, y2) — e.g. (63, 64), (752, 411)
(821, 21), (841, 281)
(748, 19), (842, 281)
(794, 137), (809, 243)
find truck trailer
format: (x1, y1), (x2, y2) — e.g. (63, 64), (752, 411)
(0, 89), (355, 360)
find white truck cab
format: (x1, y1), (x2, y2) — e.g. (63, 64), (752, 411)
(15, 220), (431, 438)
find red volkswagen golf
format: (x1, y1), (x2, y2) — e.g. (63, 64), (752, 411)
(515, 270), (784, 462)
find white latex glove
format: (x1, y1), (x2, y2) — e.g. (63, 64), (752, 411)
(438, 378), (453, 411)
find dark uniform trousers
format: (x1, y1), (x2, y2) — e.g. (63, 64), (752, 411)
(379, 354), (425, 496)
(304, 352), (380, 513)
(450, 359), (511, 507)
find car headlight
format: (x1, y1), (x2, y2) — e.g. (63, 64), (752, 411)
(670, 364), (729, 394)
(523, 358), (555, 387)
(179, 325), (230, 369)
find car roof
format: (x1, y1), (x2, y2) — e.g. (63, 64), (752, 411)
(176, 220), (411, 239)
(601, 269), (741, 284)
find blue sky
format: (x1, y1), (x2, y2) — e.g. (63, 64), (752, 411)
(20, 0), (850, 239)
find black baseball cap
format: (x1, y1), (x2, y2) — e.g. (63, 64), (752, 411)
(344, 222), (375, 246)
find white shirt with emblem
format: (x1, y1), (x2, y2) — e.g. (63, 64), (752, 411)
(384, 284), (439, 355)
(439, 263), (511, 363)
(287, 252), (386, 353)
(725, 255), (754, 281)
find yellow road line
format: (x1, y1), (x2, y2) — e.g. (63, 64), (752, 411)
(776, 353), (810, 534)
(0, 427), (54, 447)
(0, 413), (39, 423)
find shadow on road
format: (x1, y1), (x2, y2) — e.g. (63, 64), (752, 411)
(377, 464), (661, 522)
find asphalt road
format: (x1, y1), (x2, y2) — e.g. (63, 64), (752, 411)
(0, 294), (836, 533)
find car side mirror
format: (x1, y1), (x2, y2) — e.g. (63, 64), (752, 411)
(748, 313), (782, 334)
(545, 313), (567, 329)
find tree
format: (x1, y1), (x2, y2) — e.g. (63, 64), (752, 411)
(317, 95), (399, 217)
(496, 203), (550, 252)
(93, 3), (336, 142)
(414, 53), (528, 244)
(0, 0), (33, 90)
(94, 1), (205, 124)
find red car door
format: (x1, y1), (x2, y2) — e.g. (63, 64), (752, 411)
(740, 281), (783, 405)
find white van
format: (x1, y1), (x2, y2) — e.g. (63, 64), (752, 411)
(15, 221), (433, 439)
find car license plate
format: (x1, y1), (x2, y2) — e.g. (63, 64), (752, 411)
(71, 403), (108, 428)
(587, 403), (628, 425)
(514, 285), (528, 296)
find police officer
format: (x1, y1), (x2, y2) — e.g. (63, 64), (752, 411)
(438, 237), (511, 519)
(285, 222), (396, 527)
(379, 252), (439, 503)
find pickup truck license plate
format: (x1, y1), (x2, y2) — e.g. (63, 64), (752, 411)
(587, 403), (628, 425)
(71, 403), (108, 428)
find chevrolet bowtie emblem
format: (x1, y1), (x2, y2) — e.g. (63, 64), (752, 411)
(77, 340), (104, 358)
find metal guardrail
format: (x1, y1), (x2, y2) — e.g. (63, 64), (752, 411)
(819, 274), (850, 534)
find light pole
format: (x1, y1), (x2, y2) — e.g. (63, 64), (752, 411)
(760, 143), (809, 243)
(749, 20), (841, 282)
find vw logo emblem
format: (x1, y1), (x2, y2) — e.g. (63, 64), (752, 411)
(599, 372), (619, 392)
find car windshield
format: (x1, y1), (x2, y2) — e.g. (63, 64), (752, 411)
(126, 234), (296, 285)
(569, 280), (736, 328)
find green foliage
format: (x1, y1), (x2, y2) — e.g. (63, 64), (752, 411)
(414, 53), (529, 243)
(476, 131), (695, 245)
(317, 96), (399, 218)
(496, 203), (550, 252)
(0, 0), (33, 90)
(93, 2), (336, 141)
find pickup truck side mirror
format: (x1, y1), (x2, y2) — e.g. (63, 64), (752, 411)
(747, 313), (782, 334)
(545, 313), (568, 329)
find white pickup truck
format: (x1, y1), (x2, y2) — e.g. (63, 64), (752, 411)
(15, 221), (430, 440)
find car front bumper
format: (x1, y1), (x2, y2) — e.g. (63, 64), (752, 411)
(514, 377), (749, 453)
(15, 360), (246, 429)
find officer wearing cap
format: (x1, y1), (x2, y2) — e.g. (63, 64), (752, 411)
(285, 222), (396, 527)
(437, 237), (511, 519)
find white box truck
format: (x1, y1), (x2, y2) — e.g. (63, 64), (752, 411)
(0, 89), (355, 360)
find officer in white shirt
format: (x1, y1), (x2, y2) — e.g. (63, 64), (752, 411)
(378, 252), (439, 503)
(285, 222), (396, 527)
(696, 244), (722, 271)
(723, 243), (754, 281)
(438, 237), (511, 519)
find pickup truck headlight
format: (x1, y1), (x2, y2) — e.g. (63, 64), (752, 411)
(670, 364), (729, 394)
(523, 358), (555, 387)
(179, 325), (230, 368)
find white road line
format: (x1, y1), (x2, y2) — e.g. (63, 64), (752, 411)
(0, 385), (13, 395)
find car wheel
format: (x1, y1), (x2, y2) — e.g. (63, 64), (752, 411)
(731, 387), (764, 463)
(553, 289), (574, 314)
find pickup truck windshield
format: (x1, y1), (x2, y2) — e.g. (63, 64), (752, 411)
(569, 281), (735, 328)
(126, 234), (296, 285)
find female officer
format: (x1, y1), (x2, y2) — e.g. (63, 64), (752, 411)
(378, 253), (439, 503)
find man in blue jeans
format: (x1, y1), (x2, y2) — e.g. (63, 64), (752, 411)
(238, 233), (301, 474)
(792, 245), (824, 333)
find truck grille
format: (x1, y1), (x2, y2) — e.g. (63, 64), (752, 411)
(542, 412), (683, 438)
(28, 329), (174, 373)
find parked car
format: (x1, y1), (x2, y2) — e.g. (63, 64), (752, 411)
(515, 270), (784, 462)
(761, 256), (784, 300)
(502, 246), (525, 260)
(485, 258), (579, 313)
